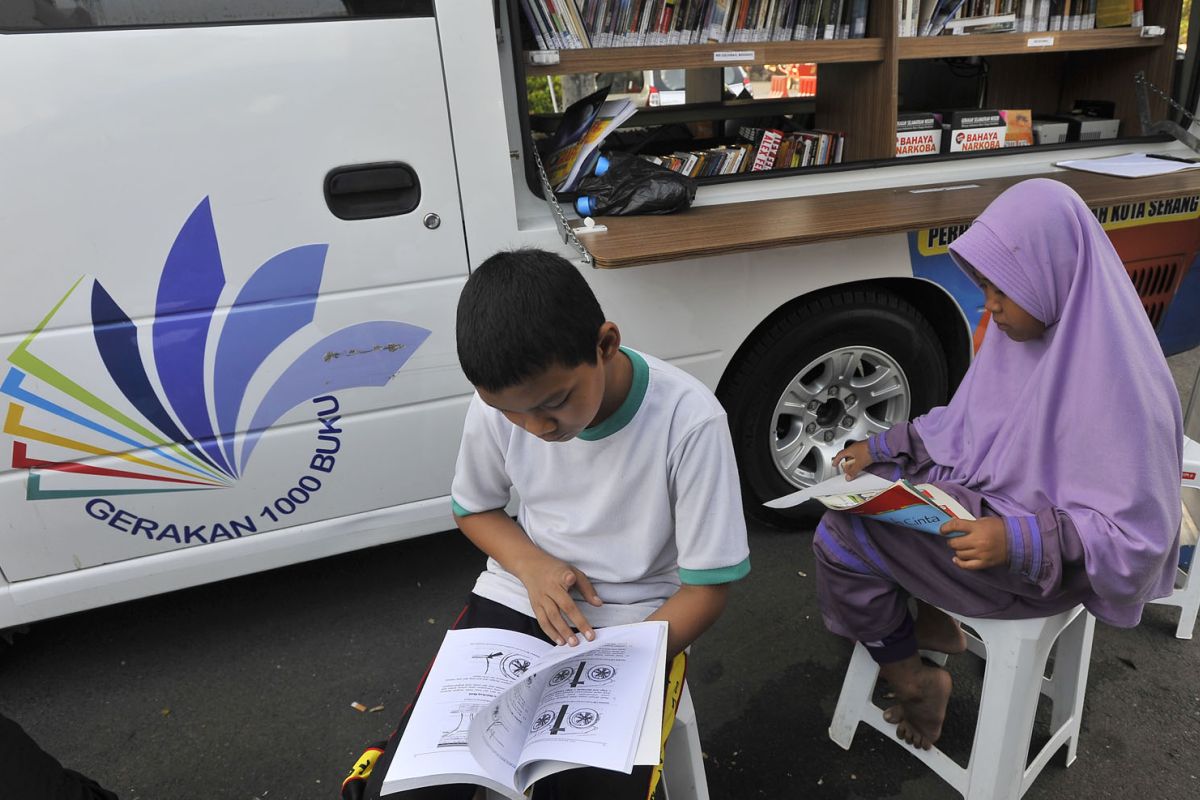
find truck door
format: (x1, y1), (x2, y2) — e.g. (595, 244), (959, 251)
(0, 2), (469, 582)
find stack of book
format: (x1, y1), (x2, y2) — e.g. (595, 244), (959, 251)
(640, 125), (845, 177)
(898, 0), (1141, 36)
(741, 126), (845, 170)
(520, 0), (870, 50)
(643, 144), (756, 176)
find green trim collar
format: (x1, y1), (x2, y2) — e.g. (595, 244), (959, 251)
(577, 347), (649, 442)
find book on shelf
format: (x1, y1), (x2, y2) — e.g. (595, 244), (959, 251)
(542, 87), (636, 192)
(641, 143), (752, 176)
(1049, 0), (1065, 29)
(896, 111), (943, 157)
(523, 0), (868, 48)
(741, 126), (844, 170)
(917, 0), (968, 35)
(915, 0), (940, 34)
(940, 108), (1030, 153)
(765, 472), (975, 535)
(943, 11), (1017, 33)
(750, 128), (785, 171)
(1000, 108), (1034, 147)
(1095, 0), (1134, 26)
(850, 0), (869, 35)
(943, 108), (1005, 152)
(382, 621), (669, 800)
(901, 0), (1121, 35)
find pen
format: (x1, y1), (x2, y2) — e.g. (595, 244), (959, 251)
(1146, 153), (1200, 164)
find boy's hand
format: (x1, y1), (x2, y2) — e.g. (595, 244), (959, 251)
(941, 517), (1008, 570)
(832, 440), (874, 480)
(515, 551), (603, 646)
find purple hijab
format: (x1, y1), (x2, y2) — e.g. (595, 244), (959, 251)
(918, 178), (1182, 625)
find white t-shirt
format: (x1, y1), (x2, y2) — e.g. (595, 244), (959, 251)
(451, 347), (750, 627)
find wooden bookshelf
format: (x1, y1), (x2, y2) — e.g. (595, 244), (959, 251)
(576, 169), (1200, 269)
(525, 39), (887, 76)
(515, 0), (1185, 178)
(528, 96), (817, 134)
(898, 28), (1166, 59)
(526, 27), (1164, 76)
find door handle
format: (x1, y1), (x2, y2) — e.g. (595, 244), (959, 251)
(324, 162), (421, 220)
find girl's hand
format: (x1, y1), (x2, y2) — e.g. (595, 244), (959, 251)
(832, 440), (874, 480)
(514, 551), (603, 646)
(940, 517), (1008, 570)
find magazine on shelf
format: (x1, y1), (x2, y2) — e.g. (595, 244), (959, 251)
(765, 472), (975, 535)
(542, 86), (637, 192)
(382, 621), (669, 799)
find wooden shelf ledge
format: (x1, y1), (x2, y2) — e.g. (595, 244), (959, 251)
(898, 28), (1164, 59)
(525, 39), (886, 76)
(577, 169), (1200, 269)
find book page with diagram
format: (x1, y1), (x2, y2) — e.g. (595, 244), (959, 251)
(383, 621), (667, 799)
(470, 621), (667, 792)
(382, 627), (552, 797)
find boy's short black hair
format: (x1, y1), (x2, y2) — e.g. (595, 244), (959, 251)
(457, 248), (606, 392)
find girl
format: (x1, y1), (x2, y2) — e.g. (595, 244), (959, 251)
(815, 178), (1183, 750)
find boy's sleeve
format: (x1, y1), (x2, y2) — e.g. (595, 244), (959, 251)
(450, 393), (513, 517)
(669, 415), (751, 585)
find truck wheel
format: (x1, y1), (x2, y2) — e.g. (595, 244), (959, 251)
(720, 289), (949, 527)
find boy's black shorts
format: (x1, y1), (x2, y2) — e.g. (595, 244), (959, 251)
(341, 593), (682, 800)
(0, 712), (120, 800)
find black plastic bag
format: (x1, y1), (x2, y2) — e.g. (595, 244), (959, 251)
(572, 152), (696, 217)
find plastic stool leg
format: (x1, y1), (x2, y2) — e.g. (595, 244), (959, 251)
(828, 643), (881, 750)
(663, 686), (709, 800)
(1044, 611), (1094, 766)
(1174, 568), (1200, 639)
(963, 631), (1046, 800)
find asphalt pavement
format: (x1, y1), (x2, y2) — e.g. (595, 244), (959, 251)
(2, 348), (1199, 800)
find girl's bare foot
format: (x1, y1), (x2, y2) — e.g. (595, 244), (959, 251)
(915, 601), (966, 655)
(879, 657), (953, 750)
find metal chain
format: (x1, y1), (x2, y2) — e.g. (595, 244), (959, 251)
(529, 142), (594, 266)
(1135, 72), (1197, 125)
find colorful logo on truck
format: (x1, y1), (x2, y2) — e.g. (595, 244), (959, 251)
(2, 198), (429, 501)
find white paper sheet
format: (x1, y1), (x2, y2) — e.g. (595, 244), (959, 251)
(1055, 152), (1200, 179)
(763, 471), (893, 509)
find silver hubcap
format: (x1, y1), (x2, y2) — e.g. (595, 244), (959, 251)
(770, 346), (911, 489)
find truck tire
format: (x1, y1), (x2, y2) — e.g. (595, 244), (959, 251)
(720, 289), (950, 528)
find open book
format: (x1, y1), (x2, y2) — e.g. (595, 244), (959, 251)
(765, 472), (974, 535)
(542, 86), (637, 193)
(382, 620), (668, 799)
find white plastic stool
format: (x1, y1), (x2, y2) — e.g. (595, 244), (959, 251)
(828, 604), (1095, 800)
(662, 683), (709, 800)
(483, 682), (708, 800)
(1149, 435), (1200, 638)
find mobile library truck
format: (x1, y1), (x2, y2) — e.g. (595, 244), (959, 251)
(1, 0), (1199, 630)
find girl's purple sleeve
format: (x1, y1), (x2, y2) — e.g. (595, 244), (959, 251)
(1003, 507), (1087, 596)
(867, 423), (937, 475)
(933, 481), (1088, 598)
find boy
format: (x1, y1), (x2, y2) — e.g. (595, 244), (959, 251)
(351, 248), (749, 800)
